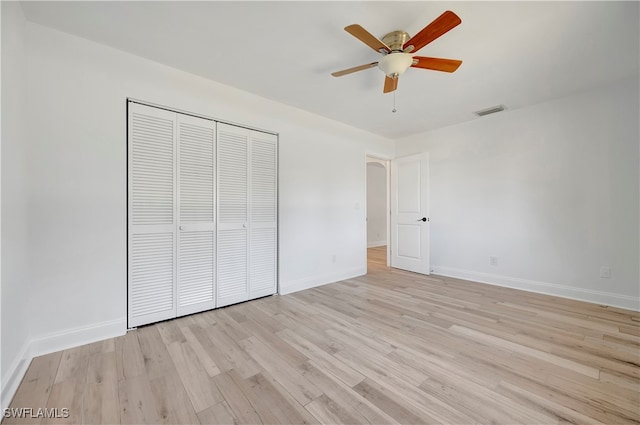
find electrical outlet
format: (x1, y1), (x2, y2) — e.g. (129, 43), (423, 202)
(599, 266), (611, 279)
(490, 256), (498, 266)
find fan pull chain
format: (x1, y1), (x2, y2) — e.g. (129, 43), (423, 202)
(392, 91), (397, 113)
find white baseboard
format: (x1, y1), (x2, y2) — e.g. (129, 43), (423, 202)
(367, 241), (386, 248)
(1, 318), (127, 412)
(279, 266), (366, 295)
(1, 339), (32, 411)
(432, 265), (639, 311)
(30, 318), (127, 357)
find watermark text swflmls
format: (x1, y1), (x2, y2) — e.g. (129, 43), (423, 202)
(3, 408), (70, 419)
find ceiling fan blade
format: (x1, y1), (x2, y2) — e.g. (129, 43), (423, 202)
(411, 57), (462, 73)
(403, 10), (461, 53)
(383, 76), (398, 93)
(345, 24), (391, 53)
(331, 62), (378, 77)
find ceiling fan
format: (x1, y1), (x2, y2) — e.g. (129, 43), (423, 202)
(331, 10), (463, 93)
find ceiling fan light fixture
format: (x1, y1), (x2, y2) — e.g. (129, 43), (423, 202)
(331, 11), (463, 93)
(378, 53), (413, 77)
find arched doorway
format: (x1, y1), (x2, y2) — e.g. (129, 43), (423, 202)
(366, 157), (389, 268)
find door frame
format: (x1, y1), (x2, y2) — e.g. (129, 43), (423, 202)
(365, 153), (392, 271)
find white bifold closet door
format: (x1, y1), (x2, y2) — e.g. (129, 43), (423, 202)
(128, 103), (177, 327)
(176, 114), (216, 317)
(128, 102), (215, 327)
(217, 123), (278, 307)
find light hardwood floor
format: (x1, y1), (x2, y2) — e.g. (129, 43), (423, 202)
(5, 246), (639, 424)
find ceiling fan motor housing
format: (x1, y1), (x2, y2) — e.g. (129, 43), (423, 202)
(381, 30), (410, 51)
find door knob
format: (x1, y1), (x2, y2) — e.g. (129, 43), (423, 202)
(179, 225), (184, 230)
(417, 217), (427, 222)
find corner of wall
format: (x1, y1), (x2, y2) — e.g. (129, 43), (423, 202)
(0, 340), (30, 412)
(1, 0), (29, 413)
(0, 318), (127, 411)
(0, 0), (4, 413)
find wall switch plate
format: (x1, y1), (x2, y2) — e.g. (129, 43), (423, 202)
(490, 256), (498, 266)
(599, 266), (611, 279)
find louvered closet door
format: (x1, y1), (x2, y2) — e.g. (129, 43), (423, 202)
(217, 123), (278, 307)
(128, 103), (177, 327)
(249, 132), (278, 299)
(217, 123), (250, 307)
(176, 114), (216, 316)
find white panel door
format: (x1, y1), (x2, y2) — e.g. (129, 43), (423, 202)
(249, 133), (278, 299)
(217, 123), (250, 307)
(390, 152), (430, 274)
(176, 114), (216, 316)
(128, 102), (177, 327)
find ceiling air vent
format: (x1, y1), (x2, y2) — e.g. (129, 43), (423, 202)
(474, 105), (506, 117)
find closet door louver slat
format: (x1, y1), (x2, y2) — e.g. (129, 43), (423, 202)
(130, 233), (174, 317)
(218, 130), (248, 224)
(179, 121), (215, 223)
(250, 228), (277, 298)
(178, 231), (215, 311)
(217, 229), (248, 302)
(130, 114), (174, 225)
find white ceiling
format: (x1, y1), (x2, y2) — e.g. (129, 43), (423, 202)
(20, 1), (640, 139)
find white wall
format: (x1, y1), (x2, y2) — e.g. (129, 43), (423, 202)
(1, 1), (32, 409)
(366, 161), (387, 247)
(396, 78), (640, 310)
(22, 21), (393, 354)
(5, 5), (637, 410)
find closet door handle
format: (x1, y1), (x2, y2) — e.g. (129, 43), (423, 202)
(179, 225), (184, 231)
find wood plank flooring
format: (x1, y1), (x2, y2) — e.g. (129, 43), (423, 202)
(4, 246), (639, 424)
